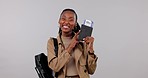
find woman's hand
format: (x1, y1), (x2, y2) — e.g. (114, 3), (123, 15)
(66, 31), (80, 54)
(83, 36), (94, 53)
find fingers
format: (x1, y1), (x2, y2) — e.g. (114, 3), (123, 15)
(83, 37), (94, 52)
(66, 31), (81, 53)
(73, 30), (80, 40)
(76, 30), (81, 36)
(83, 36), (94, 44)
(68, 31), (80, 50)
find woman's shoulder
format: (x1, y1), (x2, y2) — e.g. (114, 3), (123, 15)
(47, 37), (53, 42)
(47, 37), (56, 44)
(47, 36), (60, 44)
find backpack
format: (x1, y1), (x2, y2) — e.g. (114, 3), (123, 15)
(35, 38), (58, 78)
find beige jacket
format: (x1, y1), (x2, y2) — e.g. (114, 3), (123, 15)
(47, 36), (98, 78)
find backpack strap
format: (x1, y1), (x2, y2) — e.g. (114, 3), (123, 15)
(52, 38), (59, 78)
(52, 38), (58, 57)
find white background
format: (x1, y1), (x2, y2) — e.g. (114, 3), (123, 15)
(0, 0), (148, 78)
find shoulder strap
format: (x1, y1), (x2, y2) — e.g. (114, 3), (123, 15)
(52, 38), (58, 57)
(52, 38), (59, 78)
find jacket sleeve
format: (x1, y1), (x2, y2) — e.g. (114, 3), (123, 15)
(83, 42), (98, 75)
(86, 53), (98, 75)
(47, 38), (71, 72)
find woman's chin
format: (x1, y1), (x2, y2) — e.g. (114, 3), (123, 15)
(62, 29), (71, 33)
(62, 30), (73, 34)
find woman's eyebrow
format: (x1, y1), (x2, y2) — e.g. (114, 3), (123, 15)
(69, 17), (74, 19)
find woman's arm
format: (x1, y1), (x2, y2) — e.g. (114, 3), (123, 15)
(84, 37), (98, 74)
(47, 38), (71, 72)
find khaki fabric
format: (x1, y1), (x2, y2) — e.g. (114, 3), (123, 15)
(47, 36), (98, 78)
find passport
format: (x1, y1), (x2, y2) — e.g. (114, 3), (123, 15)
(78, 20), (93, 41)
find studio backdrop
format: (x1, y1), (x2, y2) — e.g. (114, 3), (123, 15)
(0, 0), (148, 78)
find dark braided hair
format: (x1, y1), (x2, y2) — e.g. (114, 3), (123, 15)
(58, 8), (80, 34)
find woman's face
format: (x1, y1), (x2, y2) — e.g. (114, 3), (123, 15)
(59, 11), (76, 33)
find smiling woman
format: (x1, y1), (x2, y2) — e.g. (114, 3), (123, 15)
(59, 9), (77, 36)
(58, 9), (80, 36)
(1, 0), (148, 78)
(47, 8), (98, 78)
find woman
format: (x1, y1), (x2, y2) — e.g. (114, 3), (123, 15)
(47, 8), (98, 78)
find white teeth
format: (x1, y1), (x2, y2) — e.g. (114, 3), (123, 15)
(63, 26), (69, 28)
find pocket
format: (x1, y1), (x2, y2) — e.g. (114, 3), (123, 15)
(79, 62), (88, 74)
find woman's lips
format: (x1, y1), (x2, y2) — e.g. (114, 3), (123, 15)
(63, 26), (69, 29)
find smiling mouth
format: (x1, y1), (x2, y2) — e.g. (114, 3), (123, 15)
(63, 26), (70, 29)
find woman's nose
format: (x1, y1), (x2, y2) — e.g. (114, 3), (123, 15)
(63, 20), (69, 25)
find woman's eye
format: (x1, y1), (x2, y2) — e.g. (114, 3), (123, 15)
(69, 20), (73, 22)
(69, 19), (74, 22)
(61, 18), (65, 21)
